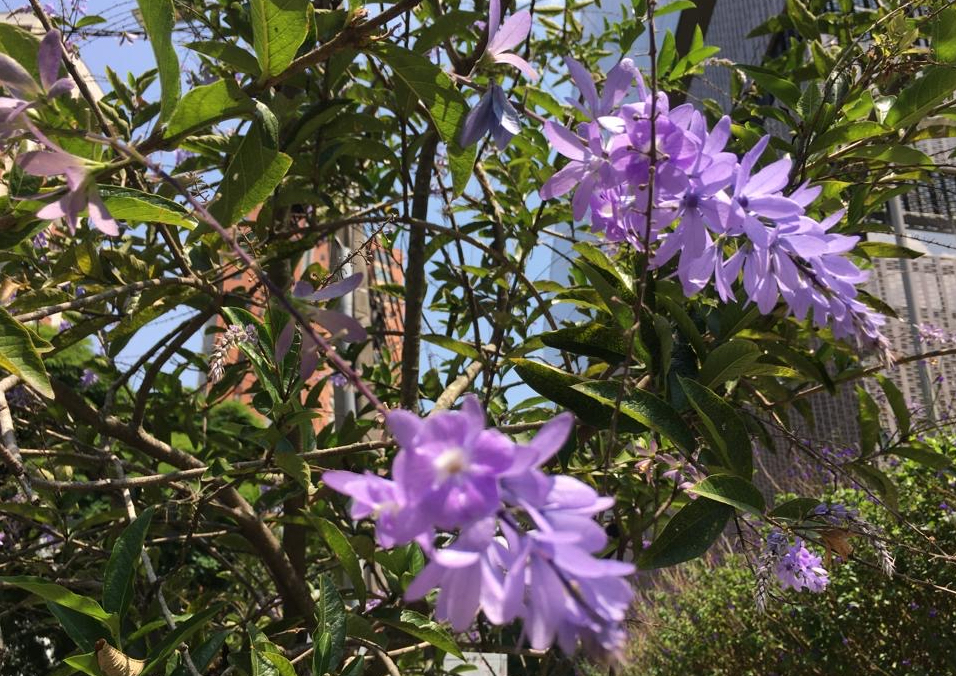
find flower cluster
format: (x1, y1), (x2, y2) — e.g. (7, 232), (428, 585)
(208, 323), (258, 384)
(755, 531), (829, 611)
(324, 396), (634, 659)
(1, 30), (119, 236)
(917, 322), (956, 345)
(539, 59), (890, 356)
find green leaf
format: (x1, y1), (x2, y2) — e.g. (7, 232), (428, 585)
(769, 497), (820, 521)
(422, 334), (481, 360)
(698, 339), (761, 389)
(102, 507), (154, 619)
(678, 377), (752, 478)
(254, 650), (297, 676)
(47, 603), (112, 653)
(208, 122), (292, 229)
(877, 375), (910, 438)
(856, 386), (880, 456)
(136, 0), (180, 122)
(931, 5), (956, 63)
(738, 65), (801, 108)
(573, 381), (696, 455)
(0, 576), (115, 631)
(251, 0), (310, 81)
(311, 518), (366, 608)
(170, 631), (228, 676)
(141, 604), (224, 675)
(539, 323), (629, 363)
(884, 66), (956, 129)
(511, 359), (645, 433)
(808, 121), (886, 153)
(857, 241), (923, 259)
(0, 307), (53, 398)
(376, 609), (464, 659)
(99, 187), (196, 229)
(786, 0), (818, 38)
(164, 79), (257, 139)
(62, 653), (100, 676)
(687, 474), (765, 515)
(314, 575), (347, 673)
(373, 43), (474, 195)
(637, 498), (734, 569)
(275, 446), (313, 491)
(188, 41), (262, 75)
(0, 23), (40, 81)
(847, 462), (898, 512)
(888, 444), (953, 470)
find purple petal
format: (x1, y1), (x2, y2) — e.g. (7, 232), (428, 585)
(309, 272), (363, 301)
(38, 30), (62, 91)
(487, 10), (531, 55)
(460, 89), (494, 147)
(275, 321), (295, 362)
(491, 85), (520, 135)
(386, 409), (424, 449)
(487, 0), (501, 47)
(309, 308), (367, 342)
(45, 77), (73, 98)
(491, 52), (538, 80)
(87, 189), (119, 236)
(735, 135), (770, 194)
(600, 59), (636, 114)
(299, 335), (320, 379)
(540, 162), (586, 200)
(17, 150), (81, 177)
(0, 53), (39, 99)
(747, 194), (802, 218)
(542, 121), (586, 161)
(746, 158), (791, 195)
(565, 56), (599, 116)
(522, 413), (573, 469)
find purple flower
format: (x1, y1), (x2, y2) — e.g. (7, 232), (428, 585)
(326, 398), (633, 659)
(482, 0), (537, 80)
(329, 372), (348, 388)
(17, 149), (119, 236)
(79, 368), (98, 388)
(775, 538), (828, 593)
(564, 57), (636, 120)
(59, 319), (72, 331)
(460, 83), (521, 148)
(274, 273), (367, 379)
(0, 30), (73, 140)
(32, 230), (48, 249)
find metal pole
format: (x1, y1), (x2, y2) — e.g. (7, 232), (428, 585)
(332, 235), (357, 428)
(888, 195), (936, 422)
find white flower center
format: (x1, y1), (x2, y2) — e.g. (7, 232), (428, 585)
(434, 447), (469, 480)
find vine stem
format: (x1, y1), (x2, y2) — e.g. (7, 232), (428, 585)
(95, 137), (390, 419)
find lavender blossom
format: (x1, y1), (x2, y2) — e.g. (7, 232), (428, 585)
(79, 368), (98, 388)
(326, 397), (634, 659)
(538, 60), (890, 355)
(274, 273), (367, 380)
(775, 538), (829, 592)
(482, 0), (537, 80)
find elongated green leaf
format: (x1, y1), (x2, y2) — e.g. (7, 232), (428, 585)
(102, 507), (154, 618)
(1, 576), (114, 627)
(637, 498), (733, 569)
(539, 323), (628, 363)
(857, 241), (922, 259)
(739, 65), (801, 108)
(511, 359), (644, 432)
(376, 609), (464, 659)
(698, 339), (761, 389)
(47, 603), (111, 653)
(165, 79), (257, 139)
(136, 0), (180, 121)
(422, 334), (481, 360)
(808, 120), (886, 153)
(312, 631), (333, 676)
(856, 386), (880, 456)
(142, 604), (224, 675)
(885, 66), (956, 129)
(63, 653), (100, 676)
(170, 631), (228, 676)
(888, 444), (952, 470)
(188, 41), (262, 75)
(678, 377), (752, 478)
(315, 575), (347, 673)
(257, 651), (297, 676)
(573, 381), (696, 455)
(311, 517), (366, 607)
(0, 307), (53, 398)
(769, 497), (820, 521)
(931, 6), (956, 63)
(99, 187), (196, 229)
(275, 446), (312, 491)
(877, 375), (910, 438)
(373, 43), (474, 195)
(251, 0), (310, 80)
(688, 475), (765, 515)
(208, 122), (292, 229)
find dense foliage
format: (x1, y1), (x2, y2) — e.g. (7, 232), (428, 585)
(1, 0), (956, 674)
(625, 437), (956, 676)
